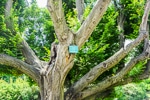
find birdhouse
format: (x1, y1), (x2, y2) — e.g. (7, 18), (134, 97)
(69, 45), (78, 53)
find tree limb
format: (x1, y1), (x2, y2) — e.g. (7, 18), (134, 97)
(83, 65), (150, 100)
(20, 40), (41, 65)
(47, 0), (70, 42)
(75, 0), (111, 48)
(0, 54), (40, 82)
(96, 58), (150, 99)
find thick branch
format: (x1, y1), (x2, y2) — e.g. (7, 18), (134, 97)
(20, 40), (41, 65)
(75, 0), (111, 48)
(0, 54), (39, 82)
(95, 45), (150, 99)
(98, 59), (150, 98)
(77, 51), (149, 100)
(76, 0), (85, 22)
(47, 0), (69, 42)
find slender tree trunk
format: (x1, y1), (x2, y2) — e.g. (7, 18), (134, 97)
(76, 0), (85, 22)
(5, 0), (14, 31)
(118, 11), (125, 71)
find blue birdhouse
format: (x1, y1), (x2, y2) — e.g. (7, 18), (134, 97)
(69, 45), (78, 53)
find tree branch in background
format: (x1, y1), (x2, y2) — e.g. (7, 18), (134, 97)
(140, 0), (150, 30)
(4, 0), (14, 32)
(117, 3), (126, 72)
(84, 65), (150, 100)
(76, 0), (85, 22)
(143, 23), (150, 74)
(5, 0), (12, 17)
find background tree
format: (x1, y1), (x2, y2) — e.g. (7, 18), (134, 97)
(0, 0), (150, 100)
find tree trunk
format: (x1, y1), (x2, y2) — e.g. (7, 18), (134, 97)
(37, 41), (74, 100)
(39, 71), (64, 100)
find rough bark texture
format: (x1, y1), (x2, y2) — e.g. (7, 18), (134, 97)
(0, 0), (150, 100)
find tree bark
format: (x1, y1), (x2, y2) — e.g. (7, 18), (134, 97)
(38, 71), (64, 100)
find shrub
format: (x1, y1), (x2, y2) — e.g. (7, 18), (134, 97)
(0, 77), (39, 100)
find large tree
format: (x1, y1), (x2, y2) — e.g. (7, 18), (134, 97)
(1, 0), (150, 100)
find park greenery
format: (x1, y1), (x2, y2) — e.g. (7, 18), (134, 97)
(0, 0), (150, 99)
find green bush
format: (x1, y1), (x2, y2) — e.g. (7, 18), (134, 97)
(114, 83), (147, 100)
(103, 79), (150, 100)
(0, 77), (39, 100)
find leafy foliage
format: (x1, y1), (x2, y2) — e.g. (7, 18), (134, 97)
(121, 0), (145, 39)
(104, 79), (150, 100)
(0, 77), (39, 100)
